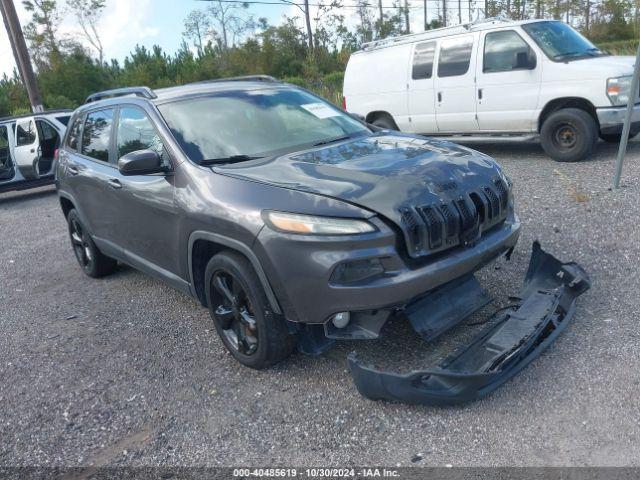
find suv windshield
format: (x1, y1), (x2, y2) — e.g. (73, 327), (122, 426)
(158, 88), (370, 164)
(522, 21), (607, 61)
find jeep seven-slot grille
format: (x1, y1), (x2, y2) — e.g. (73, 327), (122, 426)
(399, 177), (510, 258)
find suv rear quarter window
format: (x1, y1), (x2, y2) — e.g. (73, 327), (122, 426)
(81, 109), (114, 163)
(66, 116), (82, 151)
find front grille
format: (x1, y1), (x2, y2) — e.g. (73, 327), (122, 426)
(399, 177), (510, 258)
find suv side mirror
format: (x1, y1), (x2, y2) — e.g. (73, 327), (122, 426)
(515, 51), (536, 70)
(118, 149), (166, 176)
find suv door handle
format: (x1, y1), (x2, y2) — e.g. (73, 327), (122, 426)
(67, 165), (79, 175)
(478, 88), (483, 100)
(108, 178), (122, 189)
(437, 92), (442, 103)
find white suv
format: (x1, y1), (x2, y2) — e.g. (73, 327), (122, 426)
(343, 18), (639, 162)
(0, 110), (70, 193)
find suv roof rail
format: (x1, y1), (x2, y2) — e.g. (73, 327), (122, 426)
(0, 108), (73, 123)
(189, 75), (280, 85)
(361, 16), (511, 51)
(85, 86), (157, 104)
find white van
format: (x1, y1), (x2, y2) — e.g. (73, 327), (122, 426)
(343, 18), (640, 162)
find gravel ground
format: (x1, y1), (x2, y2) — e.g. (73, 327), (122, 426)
(1, 140), (640, 468)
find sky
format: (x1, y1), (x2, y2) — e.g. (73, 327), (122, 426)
(0, 0), (473, 78)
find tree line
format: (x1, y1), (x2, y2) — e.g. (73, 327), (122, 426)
(1, 0), (639, 117)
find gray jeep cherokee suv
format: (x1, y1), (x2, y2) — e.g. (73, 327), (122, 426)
(56, 77), (589, 404)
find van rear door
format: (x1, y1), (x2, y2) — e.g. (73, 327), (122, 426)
(476, 29), (541, 132)
(433, 33), (479, 133)
(407, 40), (438, 134)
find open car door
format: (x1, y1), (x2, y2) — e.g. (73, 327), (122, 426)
(13, 118), (41, 180)
(0, 124), (15, 181)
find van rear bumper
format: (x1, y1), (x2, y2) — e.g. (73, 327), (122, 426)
(596, 104), (640, 135)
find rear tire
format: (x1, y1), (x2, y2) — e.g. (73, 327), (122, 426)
(67, 209), (118, 278)
(540, 108), (598, 162)
(205, 251), (296, 369)
(371, 114), (398, 130)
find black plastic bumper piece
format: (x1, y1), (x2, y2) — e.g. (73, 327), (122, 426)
(347, 241), (591, 405)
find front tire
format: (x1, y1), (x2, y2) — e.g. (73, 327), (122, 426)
(540, 108), (598, 162)
(67, 209), (118, 278)
(205, 251), (296, 369)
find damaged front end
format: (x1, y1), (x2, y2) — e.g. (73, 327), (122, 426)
(347, 242), (590, 406)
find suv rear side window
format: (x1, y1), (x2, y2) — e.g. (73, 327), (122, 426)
(437, 36), (473, 77)
(66, 116), (82, 151)
(116, 107), (164, 158)
(412, 41), (436, 80)
(484, 30), (534, 73)
(16, 121), (36, 146)
(82, 109), (114, 163)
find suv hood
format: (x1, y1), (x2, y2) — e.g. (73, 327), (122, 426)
(214, 133), (508, 253)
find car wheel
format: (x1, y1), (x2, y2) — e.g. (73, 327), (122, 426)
(371, 114), (397, 130)
(67, 209), (118, 278)
(540, 108), (598, 162)
(205, 251), (296, 369)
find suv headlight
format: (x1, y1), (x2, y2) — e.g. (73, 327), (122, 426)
(264, 211), (376, 235)
(607, 76), (634, 106)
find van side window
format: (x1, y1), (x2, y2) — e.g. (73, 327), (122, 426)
(66, 116), (82, 151)
(81, 109), (114, 163)
(412, 41), (436, 80)
(437, 36), (473, 78)
(16, 121), (36, 146)
(484, 30), (534, 73)
(116, 107), (164, 159)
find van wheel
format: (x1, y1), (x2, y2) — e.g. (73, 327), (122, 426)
(371, 114), (398, 130)
(67, 209), (118, 278)
(205, 251), (296, 369)
(540, 108), (598, 162)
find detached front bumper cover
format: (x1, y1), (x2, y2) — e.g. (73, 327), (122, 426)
(348, 242), (591, 405)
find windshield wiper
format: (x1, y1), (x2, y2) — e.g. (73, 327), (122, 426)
(200, 155), (264, 165)
(313, 135), (353, 147)
(554, 50), (600, 60)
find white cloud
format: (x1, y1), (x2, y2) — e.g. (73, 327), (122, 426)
(98, 0), (157, 58)
(0, 0), (158, 77)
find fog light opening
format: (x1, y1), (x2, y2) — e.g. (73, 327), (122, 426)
(331, 311), (351, 329)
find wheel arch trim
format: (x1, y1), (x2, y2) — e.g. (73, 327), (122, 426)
(538, 97), (599, 132)
(57, 191), (95, 236)
(187, 230), (282, 315)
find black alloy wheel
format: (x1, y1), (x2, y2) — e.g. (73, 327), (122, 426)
(210, 269), (259, 356)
